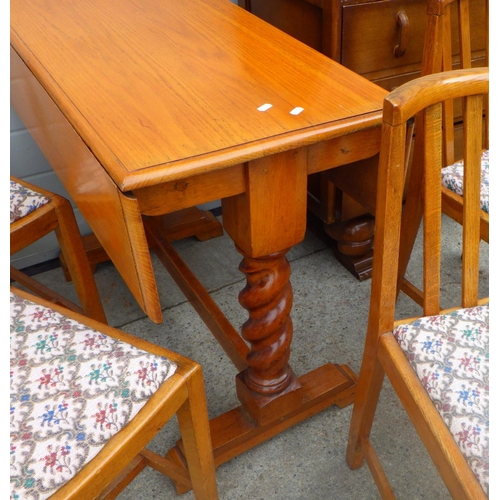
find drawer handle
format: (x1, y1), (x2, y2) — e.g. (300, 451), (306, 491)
(394, 10), (409, 57)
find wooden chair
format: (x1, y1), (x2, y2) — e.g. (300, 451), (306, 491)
(345, 68), (489, 499)
(398, 0), (489, 292)
(431, 0), (488, 243)
(10, 286), (219, 500)
(10, 176), (106, 323)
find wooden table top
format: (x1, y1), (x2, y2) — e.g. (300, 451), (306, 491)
(11, 0), (386, 191)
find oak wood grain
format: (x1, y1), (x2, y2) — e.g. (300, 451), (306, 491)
(11, 0), (385, 191)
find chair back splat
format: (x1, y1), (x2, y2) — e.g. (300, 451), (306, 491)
(345, 68), (489, 499)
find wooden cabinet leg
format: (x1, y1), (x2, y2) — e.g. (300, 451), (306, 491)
(324, 214), (375, 281)
(307, 211), (375, 281)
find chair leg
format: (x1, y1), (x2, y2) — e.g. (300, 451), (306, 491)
(346, 354), (386, 470)
(177, 365), (218, 500)
(10, 266), (83, 314)
(53, 196), (107, 323)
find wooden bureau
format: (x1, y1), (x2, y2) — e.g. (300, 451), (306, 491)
(241, 0), (487, 279)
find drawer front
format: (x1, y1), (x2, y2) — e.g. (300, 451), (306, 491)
(341, 0), (486, 79)
(371, 57), (486, 92)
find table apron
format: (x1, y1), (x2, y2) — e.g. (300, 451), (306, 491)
(134, 165), (246, 216)
(133, 126), (381, 218)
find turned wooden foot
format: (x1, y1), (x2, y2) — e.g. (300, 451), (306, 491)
(324, 214), (374, 257)
(324, 214), (375, 281)
(307, 212), (374, 281)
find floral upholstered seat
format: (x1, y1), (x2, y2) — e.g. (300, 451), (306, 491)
(10, 180), (51, 224)
(393, 305), (489, 494)
(10, 177), (107, 322)
(10, 292), (177, 500)
(441, 150), (489, 214)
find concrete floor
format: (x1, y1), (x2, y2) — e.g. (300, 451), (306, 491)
(20, 214), (489, 499)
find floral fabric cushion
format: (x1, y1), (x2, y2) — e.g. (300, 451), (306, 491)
(10, 180), (51, 224)
(441, 149), (489, 213)
(10, 292), (177, 500)
(393, 305), (489, 494)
